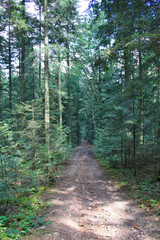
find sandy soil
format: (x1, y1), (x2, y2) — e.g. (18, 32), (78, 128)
(27, 142), (160, 240)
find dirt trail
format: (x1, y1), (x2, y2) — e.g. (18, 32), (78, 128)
(30, 142), (159, 240)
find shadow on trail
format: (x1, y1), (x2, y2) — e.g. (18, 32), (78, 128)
(26, 143), (159, 240)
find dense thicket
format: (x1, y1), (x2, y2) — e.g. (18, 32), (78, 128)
(88, 0), (160, 177)
(0, 1), (78, 231)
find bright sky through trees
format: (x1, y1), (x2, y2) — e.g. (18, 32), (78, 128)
(27, 0), (89, 16)
(78, 0), (89, 14)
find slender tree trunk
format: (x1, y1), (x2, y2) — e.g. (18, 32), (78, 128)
(124, 147), (127, 169)
(19, 1), (25, 130)
(128, 140), (131, 169)
(124, 45), (130, 168)
(9, 17), (12, 109)
(58, 48), (62, 128)
(0, 70), (2, 120)
(32, 44), (35, 100)
(39, 2), (42, 99)
(67, 37), (71, 144)
(21, 0), (25, 103)
(19, 46), (21, 102)
(98, 50), (101, 93)
(91, 90), (96, 133)
(155, 66), (160, 175)
(133, 122), (136, 176)
(44, 0), (50, 151)
(157, 66), (160, 140)
(138, 35), (144, 145)
(124, 46), (129, 87)
(97, 49), (102, 128)
(21, 37), (25, 102)
(132, 71), (136, 176)
(76, 95), (80, 145)
(1, 155), (4, 179)
(120, 137), (123, 166)
(32, 102), (36, 161)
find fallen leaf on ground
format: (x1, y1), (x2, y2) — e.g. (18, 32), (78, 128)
(78, 222), (84, 227)
(134, 224), (140, 230)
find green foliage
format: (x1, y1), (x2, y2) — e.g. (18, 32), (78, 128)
(0, 187), (51, 239)
(137, 179), (160, 202)
(0, 100), (71, 238)
(0, 0), (160, 234)
(98, 157), (160, 214)
(88, 0), (160, 179)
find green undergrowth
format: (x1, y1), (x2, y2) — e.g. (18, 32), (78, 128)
(97, 157), (160, 216)
(0, 187), (52, 239)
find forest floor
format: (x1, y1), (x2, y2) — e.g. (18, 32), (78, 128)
(23, 142), (160, 240)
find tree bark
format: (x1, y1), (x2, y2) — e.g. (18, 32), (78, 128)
(91, 89), (96, 133)
(9, 16), (12, 109)
(32, 44), (35, 100)
(18, 47), (21, 101)
(32, 102), (36, 161)
(124, 44), (130, 168)
(76, 100), (80, 145)
(21, 0), (25, 103)
(133, 123), (136, 176)
(132, 71), (137, 176)
(44, 0), (50, 150)
(0, 70), (2, 120)
(58, 48), (62, 129)
(124, 46), (129, 86)
(67, 37), (71, 144)
(138, 35), (144, 145)
(39, 2), (42, 99)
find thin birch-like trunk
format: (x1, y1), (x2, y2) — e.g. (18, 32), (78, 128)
(9, 17), (12, 109)
(58, 49), (62, 129)
(39, 3), (42, 99)
(44, 0), (50, 151)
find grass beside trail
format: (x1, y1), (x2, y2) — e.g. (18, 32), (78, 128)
(97, 158), (160, 217)
(0, 186), (53, 240)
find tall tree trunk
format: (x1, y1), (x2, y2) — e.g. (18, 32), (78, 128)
(155, 66), (160, 175)
(97, 49), (102, 128)
(76, 98), (80, 145)
(44, 0), (50, 151)
(58, 48), (62, 128)
(19, 47), (21, 102)
(39, 2), (42, 99)
(132, 71), (136, 176)
(9, 16), (12, 109)
(67, 37), (71, 144)
(138, 35), (144, 145)
(21, 0), (25, 103)
(124, 45), (130, 168)
(32, 102), (36, 161)
(133, 122), (136, 176)
(91, 88), (96, 133)
(32, 44), (35, 100)
(0, 70), (2, 120)
(120, 137), (123, 166)
(98, 50), (101, 93)
(124, 46), (129, 86)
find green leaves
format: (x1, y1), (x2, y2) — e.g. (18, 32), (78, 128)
(0, 187), (51, 239)
(12, 10), (29, 32)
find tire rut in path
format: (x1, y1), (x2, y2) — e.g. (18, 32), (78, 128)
(32, 143), (159, 240)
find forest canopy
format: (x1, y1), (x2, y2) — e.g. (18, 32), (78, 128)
(0, 0), (160, 237)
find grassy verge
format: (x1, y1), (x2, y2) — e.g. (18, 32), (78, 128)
(97, 157), (160, 217)
(0, 186), (53, 240)
(0, 145), (72, 239)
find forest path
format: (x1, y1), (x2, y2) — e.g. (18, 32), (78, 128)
(28, 142), (159, 240)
